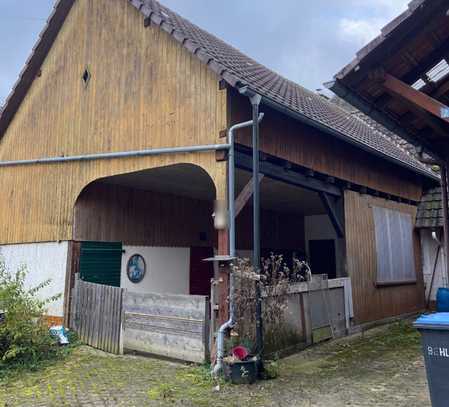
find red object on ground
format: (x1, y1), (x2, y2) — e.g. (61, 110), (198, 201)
(232, 346), (250, 361)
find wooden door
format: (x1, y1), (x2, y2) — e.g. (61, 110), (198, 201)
(190, 247), (214, 296)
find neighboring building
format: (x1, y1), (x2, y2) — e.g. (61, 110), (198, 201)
(417, 187), (447, 303)
(0, 0), (438, 332)
(329, 0), (449, 311)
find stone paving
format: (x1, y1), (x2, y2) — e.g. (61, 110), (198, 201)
(0, 322), (431, 407)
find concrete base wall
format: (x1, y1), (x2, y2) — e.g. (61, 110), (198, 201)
(123, 291), (208, 363)
(121, 246), (190, 295)
(0, 241), (68, 317)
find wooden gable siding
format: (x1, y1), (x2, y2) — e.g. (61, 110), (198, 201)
(344, 190), (425, 324)
(0, 0), (227, 244)
(230, 91), (423, 202)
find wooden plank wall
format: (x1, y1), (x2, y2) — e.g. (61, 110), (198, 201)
(344, 190), (425, 324)
(230, 90), (424, 202)
(74, 182), (216, 247)
(74, 182), (307, 251)
(0, 0), (227, 244)
(71, 277), (124, 354)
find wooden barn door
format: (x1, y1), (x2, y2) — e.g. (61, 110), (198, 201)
(190, 247), (214, 296)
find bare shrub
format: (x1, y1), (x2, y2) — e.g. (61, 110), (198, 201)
(231, 254), (311, 354)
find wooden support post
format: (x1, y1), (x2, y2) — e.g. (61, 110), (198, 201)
(441, 163), (449, 285)
(217, 230), (230, 326)
(319, 192), (345, 238)
(234, 174), (264, 217)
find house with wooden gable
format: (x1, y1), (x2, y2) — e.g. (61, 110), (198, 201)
(0, 0), (440, 359)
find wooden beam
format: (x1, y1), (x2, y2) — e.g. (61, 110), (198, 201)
(402, 39), (449, 84)
(383, 73), (449, 128)
(319, 192), (345, 238)
(234, 174), (264, 217)
(235, 151), (342, 197)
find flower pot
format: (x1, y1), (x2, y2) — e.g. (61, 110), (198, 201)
(224, 359), (258, 385)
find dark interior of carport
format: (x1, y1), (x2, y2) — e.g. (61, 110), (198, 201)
(70, 154), (346, 297)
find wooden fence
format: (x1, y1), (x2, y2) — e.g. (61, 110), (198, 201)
(69, 277), (209, 362)
(70, 276), (124, 354)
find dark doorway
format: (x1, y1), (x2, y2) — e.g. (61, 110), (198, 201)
(190, 247), (214, 296)
(309, 239), (336, 280)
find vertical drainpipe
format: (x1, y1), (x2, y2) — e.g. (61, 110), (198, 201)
(239, 86), (264, 360)
(250, 94), (264, 359)
(212, 113), (264, 377)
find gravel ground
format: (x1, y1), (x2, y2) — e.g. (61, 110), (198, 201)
(0, 321), (431, 406)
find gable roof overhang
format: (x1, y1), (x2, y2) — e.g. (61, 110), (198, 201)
(0, 0), (438, 182)
(0, 0), (75, 138)
(329, 0), (449, 162)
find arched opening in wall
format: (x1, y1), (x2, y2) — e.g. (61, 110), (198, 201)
(71, 164), (217, 297)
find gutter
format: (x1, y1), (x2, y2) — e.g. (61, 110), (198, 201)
(239, 86), (438, 182)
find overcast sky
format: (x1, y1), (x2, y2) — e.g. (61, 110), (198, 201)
(0, 0), (410, 105)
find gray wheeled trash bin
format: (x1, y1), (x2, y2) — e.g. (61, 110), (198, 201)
(414, 313), (449, 407)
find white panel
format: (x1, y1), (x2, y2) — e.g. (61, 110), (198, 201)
(420, 230), (446, 301)
(0, 242), (68, 317)
(121, 246), (190, 294)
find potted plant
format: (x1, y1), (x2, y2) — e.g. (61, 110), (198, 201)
(223, 342), (258, 385)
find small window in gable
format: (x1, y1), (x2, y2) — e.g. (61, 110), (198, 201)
(372, 206), (416, 286)
(82, 67), (91, 87)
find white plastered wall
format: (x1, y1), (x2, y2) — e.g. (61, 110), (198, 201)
(0, 242), (68, 317)
(121, 246), (190, 294)
(304, 215), (345, 278)
(420, 229), (447, 302)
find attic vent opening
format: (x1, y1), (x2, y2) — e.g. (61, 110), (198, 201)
(82, 68), (91, 87)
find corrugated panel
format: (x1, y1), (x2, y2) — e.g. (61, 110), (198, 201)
(80, 241), (122, 287)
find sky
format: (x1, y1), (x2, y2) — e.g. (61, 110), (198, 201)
(0, 0), (410, 106)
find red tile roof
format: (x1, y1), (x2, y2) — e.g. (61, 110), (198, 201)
(0, 0), (437, 179)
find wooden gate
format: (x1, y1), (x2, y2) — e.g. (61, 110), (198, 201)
(70, 276), (124, 354)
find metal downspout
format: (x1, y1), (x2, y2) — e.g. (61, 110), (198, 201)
(212, 113), (264, 377)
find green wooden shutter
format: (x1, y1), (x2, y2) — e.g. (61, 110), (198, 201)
(79, 241), (123, 287)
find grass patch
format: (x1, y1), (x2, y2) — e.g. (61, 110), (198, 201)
(0, 331), (80, 384)
(282, 321), (420, 380)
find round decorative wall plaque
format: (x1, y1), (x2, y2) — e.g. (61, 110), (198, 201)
(127, 254), (146, 283)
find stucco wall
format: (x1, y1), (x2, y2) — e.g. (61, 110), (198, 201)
(121, 246), (190, 295)
(420, 229), (447, 301)
(304, 215), (345, 278)
(0, 242), (68, 317)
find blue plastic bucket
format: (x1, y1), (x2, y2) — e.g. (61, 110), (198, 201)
(436, 288), (449, 312)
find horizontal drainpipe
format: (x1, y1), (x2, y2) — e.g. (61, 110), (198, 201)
(0, 144), (231, 167)
(213, 113), (264, 377)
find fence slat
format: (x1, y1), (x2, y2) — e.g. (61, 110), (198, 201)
(71, 279), (123, 354)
